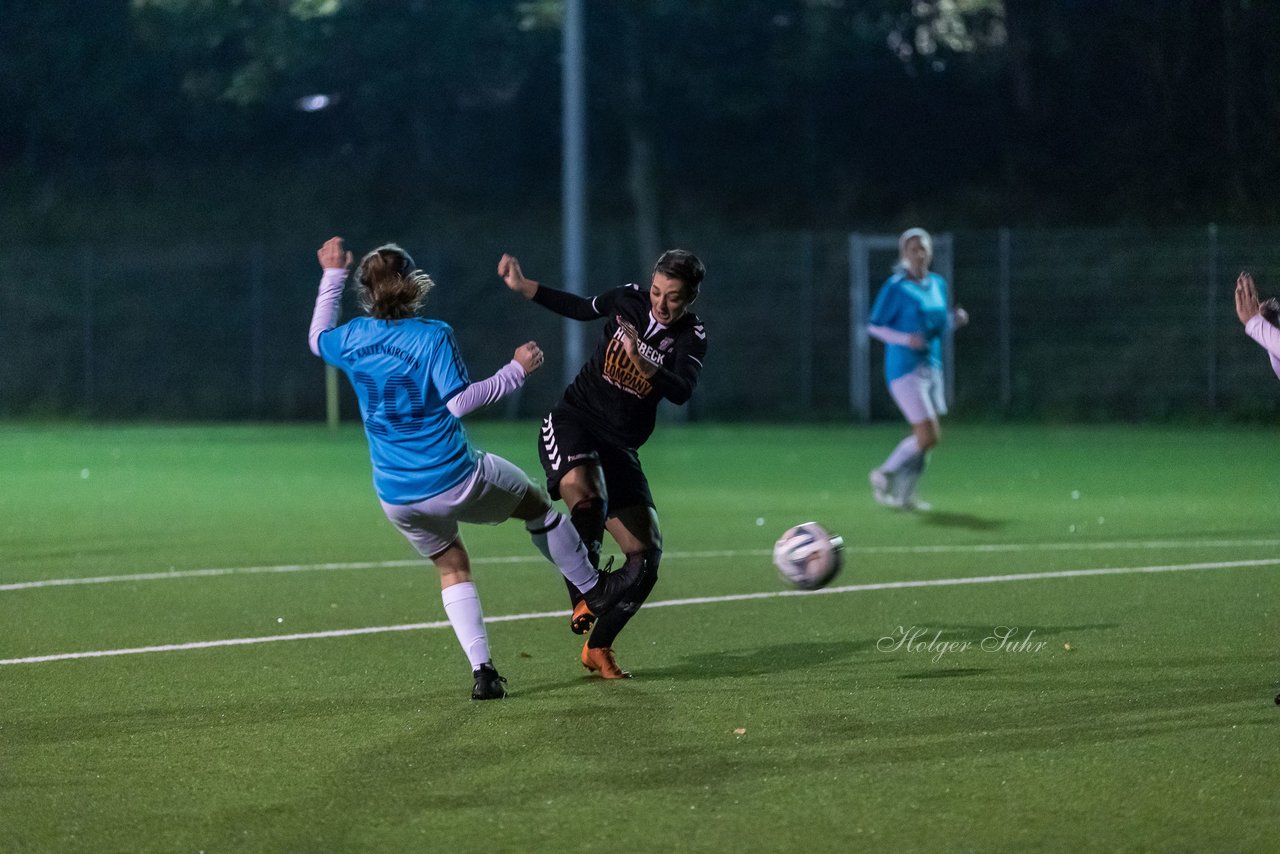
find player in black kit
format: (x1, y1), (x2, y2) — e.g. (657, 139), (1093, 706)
(498, 249), (707, 679)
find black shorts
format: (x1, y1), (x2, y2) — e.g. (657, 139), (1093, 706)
(537, 406), (654, 513)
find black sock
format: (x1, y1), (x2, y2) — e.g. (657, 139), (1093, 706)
(569, 497), (606, 569)
(588, 548), (660, 648)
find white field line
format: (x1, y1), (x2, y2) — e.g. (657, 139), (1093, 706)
(5, 537), (1280, 593)
(2, 556), (1277, 666)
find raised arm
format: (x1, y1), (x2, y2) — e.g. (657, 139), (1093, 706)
(446, 341), (544, 417)
(1236, 272), (1280, 380)
(498, 253), (601, 320)
(309, 236), (353, 356)
(1244, 314), (1280, 360)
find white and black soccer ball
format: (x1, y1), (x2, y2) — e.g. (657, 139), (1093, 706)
(773, 522), (844, 590)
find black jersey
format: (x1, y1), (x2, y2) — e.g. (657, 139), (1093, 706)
(532, 283), (707, 448)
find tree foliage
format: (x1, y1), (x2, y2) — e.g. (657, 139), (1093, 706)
(4, 0), (1279, 242)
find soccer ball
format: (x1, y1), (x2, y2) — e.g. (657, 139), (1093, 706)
(773, 522), (844, 590)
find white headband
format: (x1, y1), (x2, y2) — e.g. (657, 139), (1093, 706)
(898, 227), (933, 258)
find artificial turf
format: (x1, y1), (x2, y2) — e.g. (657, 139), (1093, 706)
(2, 421), (1277, 851)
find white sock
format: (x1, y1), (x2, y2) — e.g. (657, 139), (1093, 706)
(441, 582), (490, 669)
(526, 510), (598, 592)
(880, 435), (921, 473)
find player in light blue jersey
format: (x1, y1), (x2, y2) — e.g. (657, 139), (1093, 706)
(308, 237), (640, 700)
(866, 228), (968, 510)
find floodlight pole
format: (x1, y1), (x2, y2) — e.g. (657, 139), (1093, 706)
(562, 0), (587, 386)
(1206, 222), (1219, 412)
(849, 233), (871, 422)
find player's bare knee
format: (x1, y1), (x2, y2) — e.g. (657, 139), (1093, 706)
(914, 423), (940, 451)
(511, 482), (553, 521)
(430, 541), (471, 585)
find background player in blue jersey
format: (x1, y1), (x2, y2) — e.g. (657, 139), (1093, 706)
(308, 236), (639, 700)
(866, 228), (968, 510)
(498, 249), (707, 679)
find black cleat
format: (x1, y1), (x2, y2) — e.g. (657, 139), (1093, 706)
(471, 662), (507, 701)
(579, 556), (640, 624)
(568, 556), (612, 634)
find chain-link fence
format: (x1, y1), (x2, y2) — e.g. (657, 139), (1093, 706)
(4, 226), (1279, 422)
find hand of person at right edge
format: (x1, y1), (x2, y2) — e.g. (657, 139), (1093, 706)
(1236, 271), (1261, 326)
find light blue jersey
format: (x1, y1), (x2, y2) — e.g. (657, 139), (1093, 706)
(317, 317), (477, 503)
(869, 271), (951, 383)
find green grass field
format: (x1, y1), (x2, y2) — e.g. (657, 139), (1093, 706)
(2, 421), (1277, 852)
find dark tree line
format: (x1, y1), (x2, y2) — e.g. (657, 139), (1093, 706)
(3, 0), (1278, 246)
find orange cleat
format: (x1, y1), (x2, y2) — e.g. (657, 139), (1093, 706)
(581, 642), (632, 679)
(570, 599), (597, 635)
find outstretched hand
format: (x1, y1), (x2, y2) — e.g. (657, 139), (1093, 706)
(318, 236), (353, 271)
(498, 253), (539, 299)
(1235, 271), (1261, 326)
(513, 340), (544, 375)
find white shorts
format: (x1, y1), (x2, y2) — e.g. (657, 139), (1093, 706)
(888, 365), (947, 425)
(380, 452), (533, 558)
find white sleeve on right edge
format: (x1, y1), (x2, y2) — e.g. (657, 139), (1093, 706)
(308, 268), (348, 357)
(1245, 314), (1280, 359)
